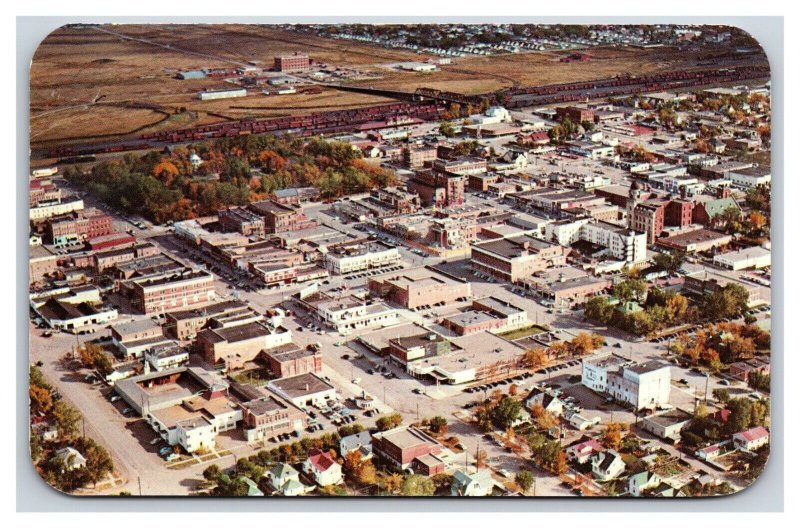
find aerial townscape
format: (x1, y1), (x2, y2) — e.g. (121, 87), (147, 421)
(28, 23), (771, 498)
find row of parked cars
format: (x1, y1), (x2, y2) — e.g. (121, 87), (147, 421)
(535, 359), (581, 374)
(463, 372), (534, 394)
(344, 264), (404, 281)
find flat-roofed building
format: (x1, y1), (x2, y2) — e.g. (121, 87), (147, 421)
(513, 187), (606, 216)
(372, 426), (447, 476)
(369, 187), (421, 215)
(309, 295), (399, 335)
(408, 169), (466, 207)
(640, 408), (693, 440)
(45, 209), (114, 245)
(274, 52), (310, 73)
(164, 300), (262, 340)
(546, 218), (647, 265)
(526, 273), (611, 307)
(110, 318), (168, 358)
(121, 269), (216, 315)
(402, 145), (437, 168)
(442, 297), (529, 336)
(368, 267), (471, 310)
(30, 196), (84, 222)
(713, 246), (771, 270)
(218, 207), (266, 238)
(198, 321), (292, 370)
(248, 200), (315, 234)
(656, 228), (732, 253)
(240, 393), (308, 442)
(583, 355), (671, 410)
(324, 240), (400, 275)
(388, 332), (453, 367)
(263, 343), (323, 378)
(267, 372), (336, 410)
(471, 234), (567, 283)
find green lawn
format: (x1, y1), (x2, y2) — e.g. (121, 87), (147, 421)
(498, 325), (548, 341)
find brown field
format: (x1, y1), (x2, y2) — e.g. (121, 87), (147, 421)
(30, 24), (766, 146)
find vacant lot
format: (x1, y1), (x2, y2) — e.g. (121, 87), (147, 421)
(30, 24), (768, 146)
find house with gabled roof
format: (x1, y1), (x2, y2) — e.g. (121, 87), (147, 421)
(733, 426), (769, 452)
(451, 469), (495, 496)
(525, 388), (564, 417)
(591, 449), (625, 481)
(566, 438), (603, 464)
(302, 449), (343, 487)
(340, 431), (373, 460)
(268, 462), (308, 496)
(628, 470), (661, 497)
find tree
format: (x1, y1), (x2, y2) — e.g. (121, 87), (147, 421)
(601, 422), (628, 450)
(652, 250), (686, 274)
(585, 296), (614, 324)
(712, 388), (731, 403)
(515, 470), (534, 493)
(613, 278), (647, 303)
(748, 371), (770, 392)
(474, 403), (494, 432)
(375, 413), (403, 431)
(52, 400), (81, 439)
(429, 416), (449, 434)
(439, 121), (456, 138)
(401, 474), (435, 496)
(203, 464), (222, 482)
(570, 332), (604, 356)
(522, 348), (548, 368)
(380, 473), (404, 495)
(30, 385), (53, 415)
(80, 438), (114, 486)
(491, 396), (522, 429)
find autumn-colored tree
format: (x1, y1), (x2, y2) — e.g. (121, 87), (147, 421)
(523, 348), (548, 368)
(601, 422), (628, 450)
(29, 385), (53, 415)
(380, 473), (404, 495)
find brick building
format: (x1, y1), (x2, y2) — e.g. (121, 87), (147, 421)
(274, 52), (310, 73)
(218, 207), (266, 238)
(402, 145), (437, 168)
(122, 269), (216, 315)
(372, 426), (447, 476)
(248, 200), (315, 234)
(368, 267), (471, 310)
(556, 106), (596, 124)
(263, 344), (323, 379)
(46, 209), (114, 245)
(407, 170), (466, 207)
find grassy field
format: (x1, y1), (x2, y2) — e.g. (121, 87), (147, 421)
(30, 24), (768, 145)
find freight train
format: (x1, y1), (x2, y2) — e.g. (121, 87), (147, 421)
(42, 65), (769, 159)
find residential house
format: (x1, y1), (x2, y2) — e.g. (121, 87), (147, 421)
(591, 449), (625, 481)
(451, 469), (495, 497)
(628, 470), (661, 497)
(340, 431), (373, 459)
(302, 449), (343, 487)
(732, 426), (769, 452)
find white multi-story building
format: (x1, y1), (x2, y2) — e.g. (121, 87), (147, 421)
(324, 241), (401, 275)
(546, 219), (647, 265)
(582, 355), (671, 410)
(316, 297), (399, 334)
(30, 197), (84, 222)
